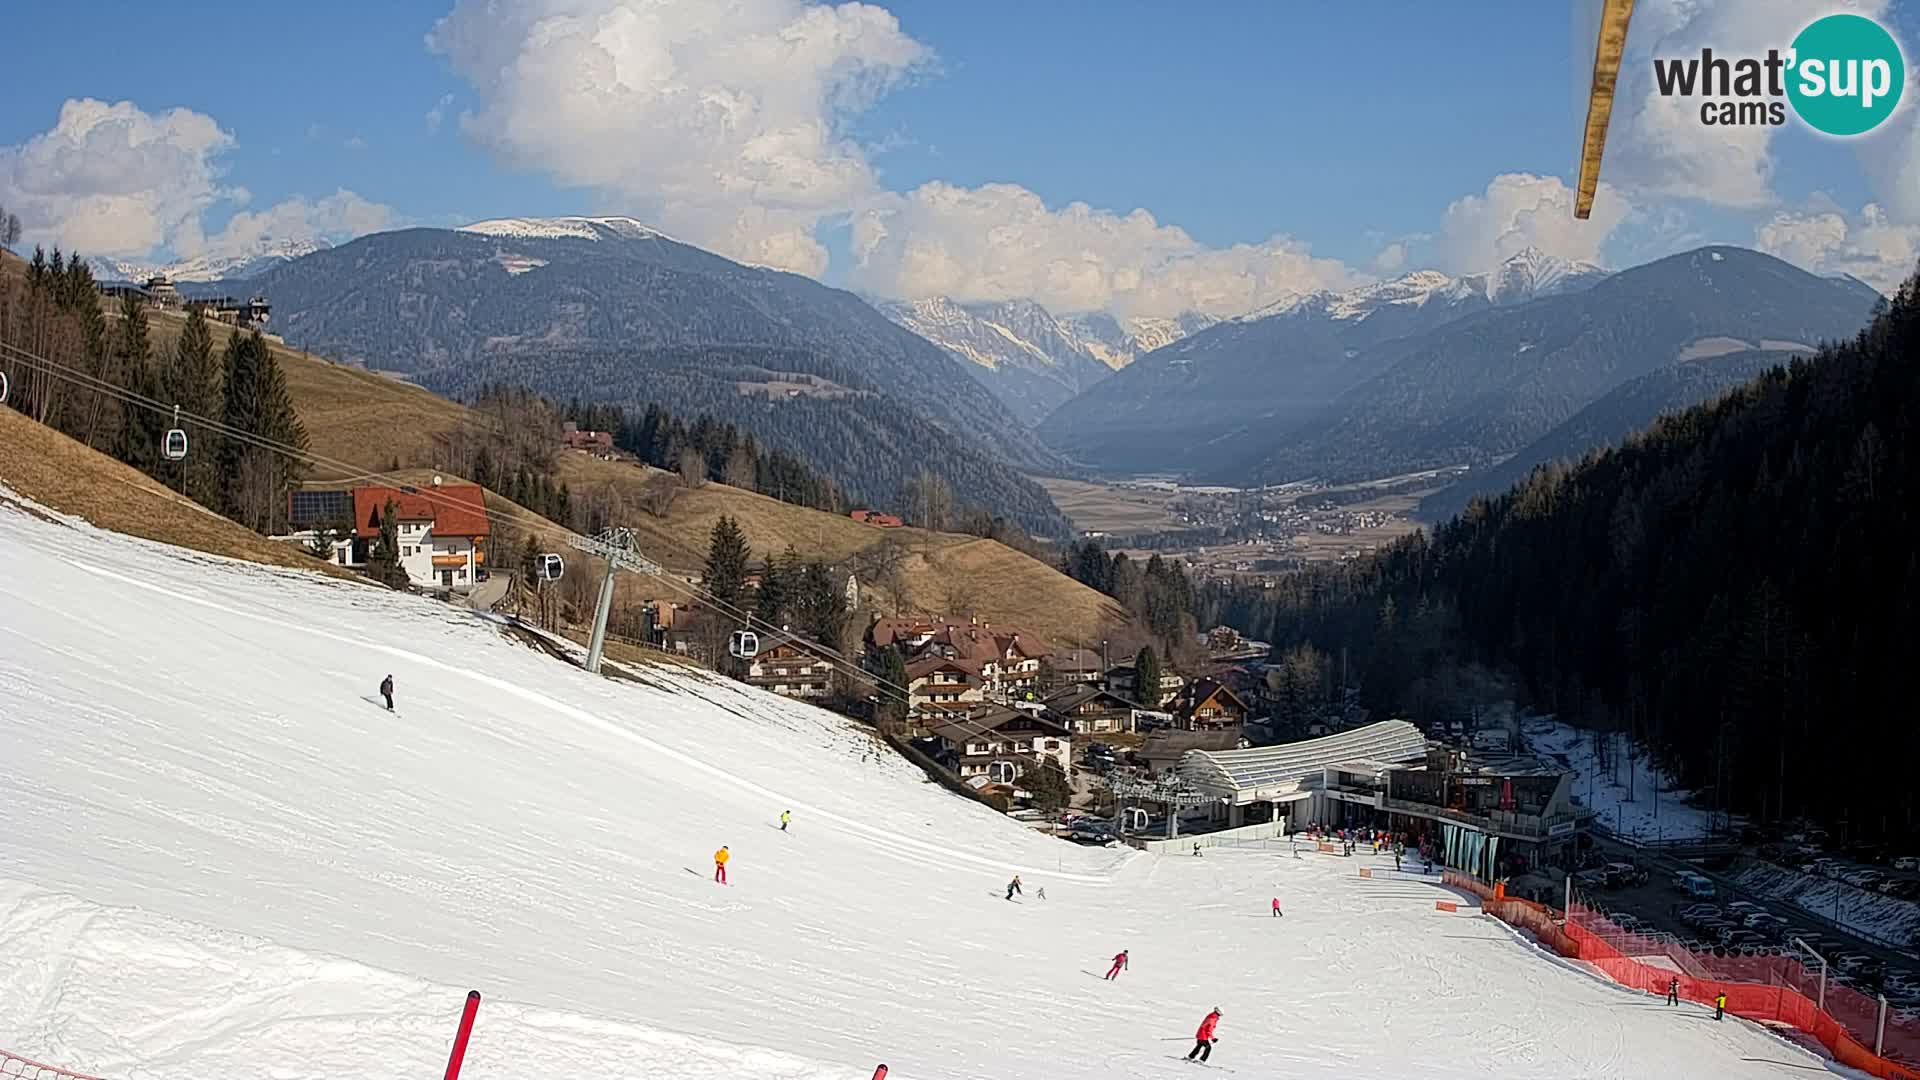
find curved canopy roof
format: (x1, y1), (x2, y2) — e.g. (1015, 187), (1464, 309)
(1177, 720), (1427, 796)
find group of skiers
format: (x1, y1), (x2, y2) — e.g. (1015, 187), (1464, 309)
(710, 810), (798, 884)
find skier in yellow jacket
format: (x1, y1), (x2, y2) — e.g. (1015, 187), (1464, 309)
(714, 846), (730, 885)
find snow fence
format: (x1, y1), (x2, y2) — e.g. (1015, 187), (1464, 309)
(0, 1050), (105, 1080)
(1443, 871), (1920, 1080)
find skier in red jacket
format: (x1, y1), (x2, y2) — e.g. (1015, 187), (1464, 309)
(1104, 949), (1129, 980)
(1271, 897), (1282, 918)
(1187, 1008), (1221, 1062)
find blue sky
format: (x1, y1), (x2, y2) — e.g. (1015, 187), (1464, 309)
(1, 1), (1914, 313)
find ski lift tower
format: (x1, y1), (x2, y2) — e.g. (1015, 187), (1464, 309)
(567, 526), (662, 675)
(1104, 771), (1218, 842)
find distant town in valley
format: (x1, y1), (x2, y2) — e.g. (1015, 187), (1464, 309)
(1037, 469), (1463, 582)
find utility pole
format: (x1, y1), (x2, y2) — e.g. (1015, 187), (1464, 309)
(567, 527), (662, 674)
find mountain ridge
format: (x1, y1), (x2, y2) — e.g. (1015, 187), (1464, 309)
(1225, 246), (1882, 485)
(878, 296), (1216, 425)
(1038, 248), (1608, 476)
(235, 222), (1075, 535)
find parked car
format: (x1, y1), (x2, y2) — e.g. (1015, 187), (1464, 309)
(1722, 929), (1766, 948)
(1675, 871), (1717, 898)
(1603, 862), (1648, 888)
(1680, 904), (1721, 925)
(1835, 954), (1879, 975)
(1892, 855), (1920, 871)
(1845, 869), (1888, 889)
(1811, 858), (1841, 878)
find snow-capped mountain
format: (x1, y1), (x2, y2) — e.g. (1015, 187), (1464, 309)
(1063, 311), (1220, 370)
(89, 237), (328, 284)
(1040, 249), (1613, 474)
(458, 215), (673, 243)
(1466, 247), (1609, 305)
(879, 297), (1215, 425)
(1238, 248), (1609, 326)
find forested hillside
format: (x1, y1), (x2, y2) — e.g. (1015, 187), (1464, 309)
(240, 224), (1074, 535)
(1225, 248), (1880, 486)
(1417, 348), (1792, 521)
(426, 346), (1071, 536)
(1198, 272), (1920, 837)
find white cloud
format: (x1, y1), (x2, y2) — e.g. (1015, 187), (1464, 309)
(344, 135), (368, 152)
(1372, 242), (1409, 273)
(428, 0), (930, 278)
(1756, 203), (1919, 293)
(0, 98), (400, 263)
(0, 98), (233, 258)
(1608, 0), (1893, 209)
(1431, 173), (1633, 273)
(426, 93), (455, 135)
(847, 182), (1361, 319)
(204, 189), (401, 260)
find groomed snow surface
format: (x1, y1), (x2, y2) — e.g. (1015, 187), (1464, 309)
(0, 489), (1845, 1080)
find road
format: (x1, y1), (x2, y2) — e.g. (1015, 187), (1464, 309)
(463, 572), (511, 612)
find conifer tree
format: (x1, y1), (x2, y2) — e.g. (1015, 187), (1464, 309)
(703, 515), (750, 613)
(1134, 646), (1163, 707)
(166, 306), (223, 505)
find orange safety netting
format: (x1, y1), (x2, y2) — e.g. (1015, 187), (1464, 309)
(1442, 871), (1920, 1080)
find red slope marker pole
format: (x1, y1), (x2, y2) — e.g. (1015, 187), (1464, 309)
(873, 1066), (888, 1080)
(445, 990), (482, 1080)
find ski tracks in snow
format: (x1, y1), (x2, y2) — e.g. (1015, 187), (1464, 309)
(60, 556), (1126, 888)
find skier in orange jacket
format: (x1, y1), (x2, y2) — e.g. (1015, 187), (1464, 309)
(714, 846), (730, 885)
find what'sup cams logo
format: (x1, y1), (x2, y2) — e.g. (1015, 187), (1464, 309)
(1654, 13), (1906, 136)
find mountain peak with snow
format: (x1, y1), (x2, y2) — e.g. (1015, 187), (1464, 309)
(458, 216), (673, 242)
(1231, 251), (1608, 330)
(1470, 247), (1609, 306)
(89, 236), (328, 284)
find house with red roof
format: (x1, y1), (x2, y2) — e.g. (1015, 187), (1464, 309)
(347, 480), (491, 593)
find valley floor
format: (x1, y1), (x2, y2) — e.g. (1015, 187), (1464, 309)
(0, 489), (1845, 1080)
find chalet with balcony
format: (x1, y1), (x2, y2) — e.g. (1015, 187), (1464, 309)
(1169, 677), (1249, 733)
(1105, 662), (1184, 707)
(560, 421), (616, 456)
(350, 480), (490, 593)
(746, 641), (833, 700)
(925, 705), (1072, 782)
(1041, 685), (1144, 736)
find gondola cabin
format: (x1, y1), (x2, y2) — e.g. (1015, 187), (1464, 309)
(729, 630), (759, 659)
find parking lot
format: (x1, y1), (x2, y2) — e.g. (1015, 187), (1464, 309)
(1577, 836), (1920, 1015)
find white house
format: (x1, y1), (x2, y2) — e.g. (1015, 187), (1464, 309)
(350, 480), (491, 592)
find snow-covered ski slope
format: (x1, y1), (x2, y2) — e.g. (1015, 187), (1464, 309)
(0, 489), (1838, 1080)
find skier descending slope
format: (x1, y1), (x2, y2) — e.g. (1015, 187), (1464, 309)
(1005, 874), (1022, 901)
(714, 846), (730, 885)
(1104, 949), (1128, 980)
(379, 674), (394, 711)
(1271, 897), (1282, 918)
(780, 810), (791, 832)
(1186, 1007), (1221, 1063)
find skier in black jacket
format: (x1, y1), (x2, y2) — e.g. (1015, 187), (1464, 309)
(380, 674), (394, 711)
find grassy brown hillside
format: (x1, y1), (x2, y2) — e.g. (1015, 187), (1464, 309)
(294, 368), (1129, 647)
(0, 404), (360, 581)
